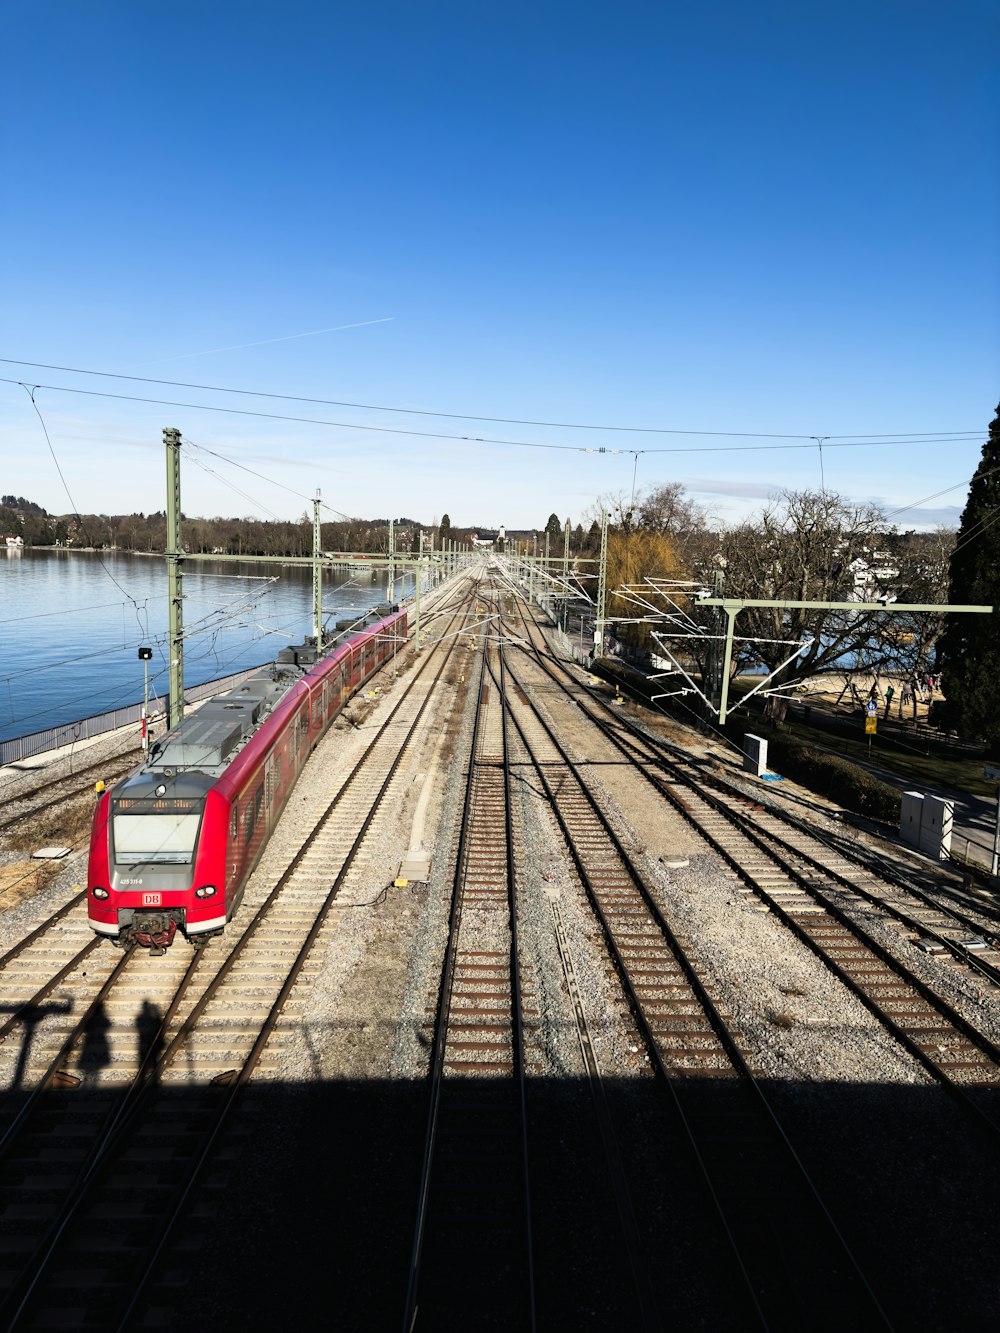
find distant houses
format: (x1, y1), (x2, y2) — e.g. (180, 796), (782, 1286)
(847, 549), (899, 600)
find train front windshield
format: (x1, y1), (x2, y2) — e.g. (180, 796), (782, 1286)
(112, 797), (204, 865)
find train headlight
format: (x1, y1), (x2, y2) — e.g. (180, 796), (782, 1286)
(91, 886), (110, 900)
(195, 885), (217, 899)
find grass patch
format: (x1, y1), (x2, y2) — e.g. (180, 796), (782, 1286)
(341, 698), (377, 728)
(4, 799), (94, 854)
(0, 860), (59, 912)
(784, 717), (990, 798)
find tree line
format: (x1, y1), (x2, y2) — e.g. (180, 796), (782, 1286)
(0, 504), (476, 556)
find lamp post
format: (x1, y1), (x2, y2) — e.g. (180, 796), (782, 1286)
(138, 646), (153, 753)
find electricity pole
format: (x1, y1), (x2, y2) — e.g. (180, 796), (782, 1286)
(164, 427), (185, 728)
(388, 519), (395, 602)
(594, 509), (609, 657)
(312, 490), (323, 652)
(138, 646), (152, 753)
(414, 555), (422, 650)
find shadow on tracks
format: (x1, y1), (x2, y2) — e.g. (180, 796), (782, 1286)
(1, 1071), (993, 1330)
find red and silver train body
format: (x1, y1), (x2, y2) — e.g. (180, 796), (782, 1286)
(87, 605), (408, 950)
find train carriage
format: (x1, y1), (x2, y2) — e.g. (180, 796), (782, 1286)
(87, 606), (408, 950)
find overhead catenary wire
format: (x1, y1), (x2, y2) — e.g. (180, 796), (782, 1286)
(183, 438), (357, 521)
(0, 599), (130, 627)
(0, 605), (310, 734)
(0, 356), (984, 442)
(183, 450), (286, 523)
(20, 385), (148, 638)
(0, 377), (980, 457)
(882, 464), (1000, 521)
(0, 564), (391, 736)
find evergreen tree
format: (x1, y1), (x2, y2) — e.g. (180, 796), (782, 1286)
(932, 403), (1000, 751)
(544, 512), (561, 538)
(440, 513), (451, 539)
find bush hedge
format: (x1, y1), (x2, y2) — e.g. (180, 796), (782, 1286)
(761, 733), (901, 824)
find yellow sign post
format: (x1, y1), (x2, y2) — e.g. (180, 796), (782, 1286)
(865, 716), (877, 735)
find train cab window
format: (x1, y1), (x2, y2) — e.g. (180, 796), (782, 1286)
(112, 796), (204, 865)
(255, 785), (265, 825)
(244, 801), (255, 844)
(229, 807), (238, 841)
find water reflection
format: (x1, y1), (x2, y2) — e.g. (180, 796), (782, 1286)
(0, 551), (410, 742)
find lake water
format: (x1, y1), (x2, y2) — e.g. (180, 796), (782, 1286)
(0, 550), (414, 743)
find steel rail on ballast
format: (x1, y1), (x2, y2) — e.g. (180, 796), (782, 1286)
(0, 750), (141, 834)
(512, 605), (1000, 1081)
(402, 606), (492, 1332)
(495, 613), (538, 1333)
(507, 599), (1000, 1141)
(661, 777), (1000, 1138)
(499, 598), (892, 1331)
(524, 596), (1000, 950)
(496, 600), (664, 1332)
(532, 648), (1000, 973)
(634, 736), (1000, 976)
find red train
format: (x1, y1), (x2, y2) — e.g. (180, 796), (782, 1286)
(87, 606), (408, 951)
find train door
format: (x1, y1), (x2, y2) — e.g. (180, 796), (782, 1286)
(228, 804), (240, 893)
(265, 753), (278, 827)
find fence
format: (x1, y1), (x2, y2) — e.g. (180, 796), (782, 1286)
(0, 663), (270, 767)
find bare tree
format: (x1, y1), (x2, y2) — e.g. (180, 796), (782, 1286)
(637, 481), (709, 540)
(706, 490), (914, 718)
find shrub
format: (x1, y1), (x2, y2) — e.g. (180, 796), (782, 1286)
(763, 734), (901, 824)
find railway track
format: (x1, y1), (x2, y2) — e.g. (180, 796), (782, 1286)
(494, 621), (889, 1330)
(404, 620), (537, 1331)
(0, 749), (142, 838)
(504, 592), (1000, 1131)
(0, 583), (478, 1329)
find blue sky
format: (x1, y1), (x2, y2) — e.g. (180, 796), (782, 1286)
(1, 1), (997, 532)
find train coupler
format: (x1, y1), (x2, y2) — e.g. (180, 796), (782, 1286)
(131, 912), (179, 953)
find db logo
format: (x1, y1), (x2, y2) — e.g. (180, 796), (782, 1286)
(141, 891), (162, 907)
